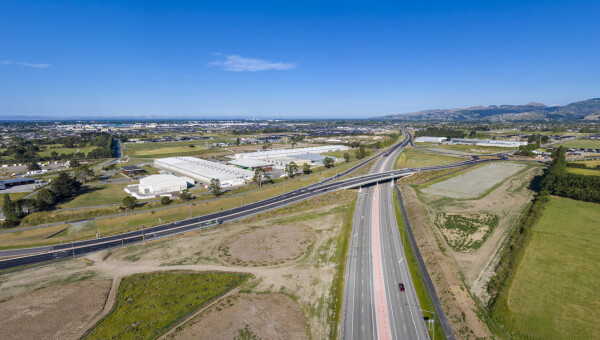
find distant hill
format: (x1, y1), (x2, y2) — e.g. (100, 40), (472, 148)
(379, 98), (600, 121)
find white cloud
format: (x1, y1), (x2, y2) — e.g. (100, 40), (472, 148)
(1, 60), (52, 68)
(210, 55), (296, 72)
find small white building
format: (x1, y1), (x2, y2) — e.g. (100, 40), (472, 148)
(138, 175), (194, 195)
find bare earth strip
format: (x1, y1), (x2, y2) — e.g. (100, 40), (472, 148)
(0, 280), (111, 340)
(401, 185), (492, 338)
(171, 293), (307, 340)
(421, 162), (526, 198)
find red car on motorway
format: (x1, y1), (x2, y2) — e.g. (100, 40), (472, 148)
(399, 283), (405, 292)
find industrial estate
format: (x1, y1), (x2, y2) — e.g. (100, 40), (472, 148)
(0, 117), (598, 340)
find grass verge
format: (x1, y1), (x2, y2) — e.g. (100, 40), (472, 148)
(329, 195), (356, 339)
(393, 189), (445, 340)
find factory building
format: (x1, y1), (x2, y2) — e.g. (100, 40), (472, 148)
(138, 174), (194, 195)
(451, 139), (527, 148)
(154, 156), (254, 187)
(232, 145), (348, 167)
(415, 136), (448, 143)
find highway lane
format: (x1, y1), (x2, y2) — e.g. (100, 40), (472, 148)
(342, 134), (430, 340)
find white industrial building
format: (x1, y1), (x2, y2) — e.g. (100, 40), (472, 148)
(451, 139), (527, 148)
(233, 145), (348, 161)
(154, 156), (254, 187)
(138, 174), (194, 195)
(415, 136), (448, 143)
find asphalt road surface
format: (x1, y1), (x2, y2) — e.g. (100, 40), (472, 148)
(342, 134), (429, 340)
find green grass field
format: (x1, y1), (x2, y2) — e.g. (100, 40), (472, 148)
(559, 139), (600, 149)
(417, 142), (510, 154)
(396, 147), (464, 168)
(504, 196), (600, 339)
(59, 183), (131, 208)
(566, 167), (600, 176)
(38, 146), (100, 157)
(84, 272), (246, 339)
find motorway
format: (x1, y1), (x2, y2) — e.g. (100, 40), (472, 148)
(0, 135), (494, 274)
(342, 135), (429, 339)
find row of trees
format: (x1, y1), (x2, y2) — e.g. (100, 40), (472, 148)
(2, 172), (82, 227)
(541, 146), (600, 203)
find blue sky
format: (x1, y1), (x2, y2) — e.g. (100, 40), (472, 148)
(1, 0), (599, 119)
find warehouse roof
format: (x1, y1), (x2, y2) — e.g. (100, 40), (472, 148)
(154, 157), (254, 182)
(0, 177), (35, 185)
(139, 174), (194, 186)
(227, 158), (273, 168)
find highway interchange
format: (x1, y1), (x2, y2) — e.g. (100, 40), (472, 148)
(0, 133), (497, 340)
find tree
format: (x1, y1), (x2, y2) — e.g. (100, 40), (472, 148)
(469, 130), (477, 138)
(541, 135), (550, 144)
(303, 163), (312, 174)
(343, 152), (351, 163)
(51, 172), (81, 199)
(236, 137), (241, 146)
(35, 188), (56, 211)
(69, 159), (80, 168)
(189, 144), (195, 148)
(161, 196), (171, 205)
(253, 168), (270, 187)
(2, 194), (22, 227)
(28, 162), (41, 171)
(285, 162), (298, 178)
(323, 157), (335, 168)
(291, 141), (297, 148)
(209, 178), (222, 196)
(354, 145), (368, 159)
(123, 195), (138, 210)
(75, 164), (94, 183)
(180, 189), (194, 201)
(50, 151), (59, 160)
(262, 145), (268, 150)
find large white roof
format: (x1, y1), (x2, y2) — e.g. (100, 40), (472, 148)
(154, 157), (254, 182)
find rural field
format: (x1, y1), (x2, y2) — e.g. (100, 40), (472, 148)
(559, 139), (600, 149)
(0, 190), (356, 339)
(503, 196), (600, 339)
(414, 142), (509, 155)
(421, 162), (526, 199)
(38, 146), (100, 157)
(395, 147), (465, 168)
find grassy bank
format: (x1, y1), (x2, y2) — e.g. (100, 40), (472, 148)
(83, 271), (246, 339)
(393, 189), (445, 340)
(329, 195), (356, 339)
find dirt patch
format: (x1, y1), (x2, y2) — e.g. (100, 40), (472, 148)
(421, 162), (525, 198)
(0, 280), (111, 340)
(171, 293), (307, 340)
(219, 224), (316, 266)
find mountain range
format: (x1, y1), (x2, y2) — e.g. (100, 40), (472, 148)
(379, 98), (600, 121)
